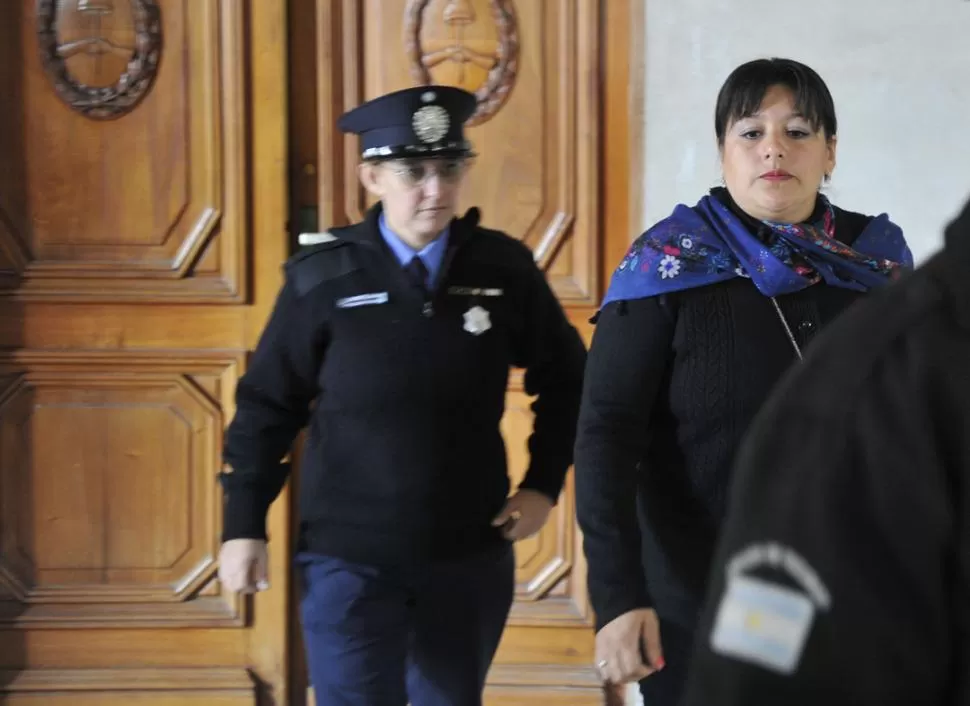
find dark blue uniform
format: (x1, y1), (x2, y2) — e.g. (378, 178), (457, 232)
(219, 86), (586, 705)
(683, 197), (970, 705)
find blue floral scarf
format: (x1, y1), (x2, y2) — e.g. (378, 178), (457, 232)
(602, 191), (912, 305)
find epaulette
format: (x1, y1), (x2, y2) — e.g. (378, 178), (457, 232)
(287, 228), (360, 297)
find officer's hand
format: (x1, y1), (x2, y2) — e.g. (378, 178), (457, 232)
(594, 608), (665, 685)
(218, 538), (270, 594)
(491, 489), (554, 540)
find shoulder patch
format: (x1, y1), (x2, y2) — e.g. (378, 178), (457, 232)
(298, 231), (338, 246)
(286, 237), (359, 297)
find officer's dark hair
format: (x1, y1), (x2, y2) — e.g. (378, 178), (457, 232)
(714, 58), (838, 147)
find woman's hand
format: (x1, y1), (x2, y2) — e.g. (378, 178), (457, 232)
(218, 538), (270, 593)
(491, 489), (554, 540)
(595, 608), (666, 684)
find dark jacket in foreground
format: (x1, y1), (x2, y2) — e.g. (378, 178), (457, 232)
(684, 198), (970, 705)
(220, 205), (586, 566)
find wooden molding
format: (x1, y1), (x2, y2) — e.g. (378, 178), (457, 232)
(485, 664), (605, 705)
(0, 667), (255, 703)
(0, 350), (246, 629)
(1, 1), (248, 303)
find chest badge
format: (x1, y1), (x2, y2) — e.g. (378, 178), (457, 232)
(462, 305), (491, 336)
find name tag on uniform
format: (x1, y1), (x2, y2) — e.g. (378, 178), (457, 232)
(709, 574), (815, 675)
(447, 286), (504, 297)
(336, 292), (389, 309)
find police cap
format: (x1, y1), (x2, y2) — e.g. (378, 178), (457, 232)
(337, 85), (477, 161)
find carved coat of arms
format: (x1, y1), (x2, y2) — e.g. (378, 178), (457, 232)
(36, 0), (162, 120)
(404, 0), (519, 126)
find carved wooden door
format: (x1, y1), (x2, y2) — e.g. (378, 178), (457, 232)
(0, 1), (293, 703)
(290, 1), (643, 703)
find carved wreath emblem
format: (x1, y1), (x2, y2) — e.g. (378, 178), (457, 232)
(404, 0), (519, 127)
(412, 105), (450, 143)
(36, 0), (163, 120)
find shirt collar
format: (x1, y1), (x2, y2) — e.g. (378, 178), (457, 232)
(378, 213), (450, 270)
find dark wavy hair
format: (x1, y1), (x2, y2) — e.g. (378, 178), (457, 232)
(714, 58), (838, 147)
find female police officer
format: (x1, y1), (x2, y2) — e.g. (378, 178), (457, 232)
(216, 85), (586, 706)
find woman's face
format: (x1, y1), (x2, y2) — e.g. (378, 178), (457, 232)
(358, 157), (469, 247)
(720, 84), (836, 224)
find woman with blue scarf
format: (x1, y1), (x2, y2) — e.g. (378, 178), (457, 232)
(574, 57), (913, 705)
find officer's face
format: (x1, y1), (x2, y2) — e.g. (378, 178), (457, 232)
(720, 85), (837, 224)
(359, 157), (469, 245)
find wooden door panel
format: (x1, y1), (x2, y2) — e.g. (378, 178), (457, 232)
(1, 0), (247, 302)
(319, 0), (600, 305)
(0, 0), (640, 701)
(0, 351), (244, 629)
(1, 0), (292, 702)
(500, 373), (586, 626)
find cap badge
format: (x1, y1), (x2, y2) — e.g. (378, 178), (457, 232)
(412, 105), (450, 143)
(421, 91), (437, 103)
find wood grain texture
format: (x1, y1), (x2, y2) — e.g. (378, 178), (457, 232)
(1, 0), (248, 302)
(0, 351), (244, 629)
(0, 0), (293, 702)
(0, 667), (256, 705)
(318, 0), (600, 305)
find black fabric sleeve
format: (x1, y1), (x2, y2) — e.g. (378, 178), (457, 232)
(683, 344), (956, 705)
(574, 296), (676, 630)
(511, 261), (588, 503)
(220, 274), (327, 541)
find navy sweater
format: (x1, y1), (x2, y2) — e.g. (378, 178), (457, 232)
(221, 205), (586, 566)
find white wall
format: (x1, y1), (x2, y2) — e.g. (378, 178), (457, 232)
(640, 0), (970, 265)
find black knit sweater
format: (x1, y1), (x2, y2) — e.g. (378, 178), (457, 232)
(575, 190), (876, 630)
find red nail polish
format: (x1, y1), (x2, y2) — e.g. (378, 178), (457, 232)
(655, 657), (666, 670)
